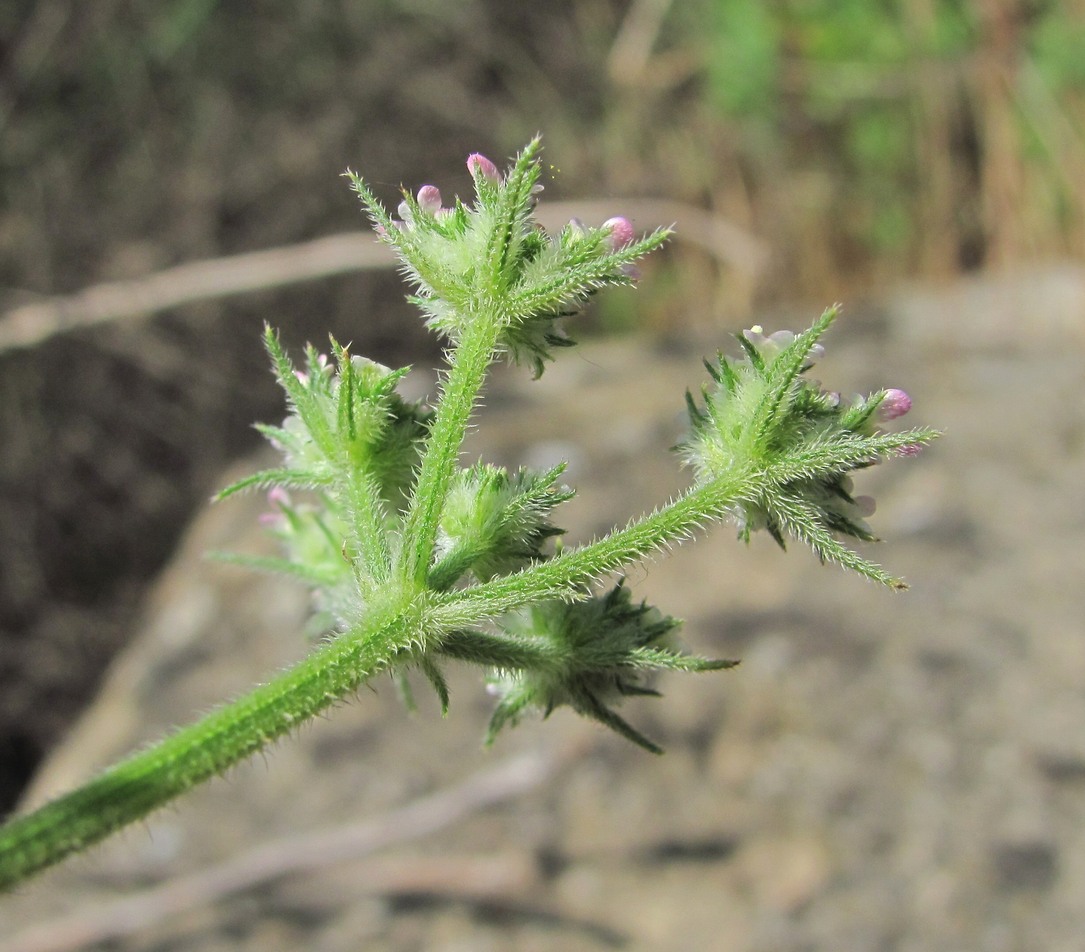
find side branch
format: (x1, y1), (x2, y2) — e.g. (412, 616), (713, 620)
(431, 469), (757, 627)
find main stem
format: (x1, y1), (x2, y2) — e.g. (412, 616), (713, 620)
(400, 313), (500, 587)
(0, 601), (420, 890)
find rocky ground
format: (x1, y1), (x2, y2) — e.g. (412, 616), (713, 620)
(2, 264), (1084, 952)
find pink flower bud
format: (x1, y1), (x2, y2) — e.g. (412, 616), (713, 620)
(467, 153), (500, 184)
(416, 185), (443, 215)
(878, 388), (912, 420)
(603, 216), (635, 250)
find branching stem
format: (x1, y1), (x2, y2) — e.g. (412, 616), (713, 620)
(0, 138), (937, 893)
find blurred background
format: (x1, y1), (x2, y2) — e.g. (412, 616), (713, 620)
(1, 2), (1084, 947)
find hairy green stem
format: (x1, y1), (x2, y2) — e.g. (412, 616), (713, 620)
(400, 313), (501, 586)
(0, 600), (423, 890)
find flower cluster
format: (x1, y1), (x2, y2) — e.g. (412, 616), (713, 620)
(430, 462), (573, 590)
(440, 582), (735, 754)
(681, 310), (928, 583)
(218, 331), (431, 618)
(347, 139), (666, 377)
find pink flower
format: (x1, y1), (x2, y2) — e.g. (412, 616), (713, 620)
(416, 185), (443, 215)
(602, 216), (635, 250)
(467, 153), (501, 184)
(878, 388), (912, 421)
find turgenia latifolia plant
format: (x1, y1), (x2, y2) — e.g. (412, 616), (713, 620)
(0, 138), (939, 889)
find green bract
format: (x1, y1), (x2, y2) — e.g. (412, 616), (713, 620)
(482, 583), (735, 754)
(432, 463), (573, 589)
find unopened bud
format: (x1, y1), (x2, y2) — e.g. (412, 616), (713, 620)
(259, 487), (291, 527)
(603, 216), (635, 250)
(416, 185), (443, 215)
(267, 486), (291, 509)
(878, 388), (912, 420)
(467, 153), (501, 184)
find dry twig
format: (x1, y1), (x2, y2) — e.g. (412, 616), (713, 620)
(0, 201), (766, 353)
